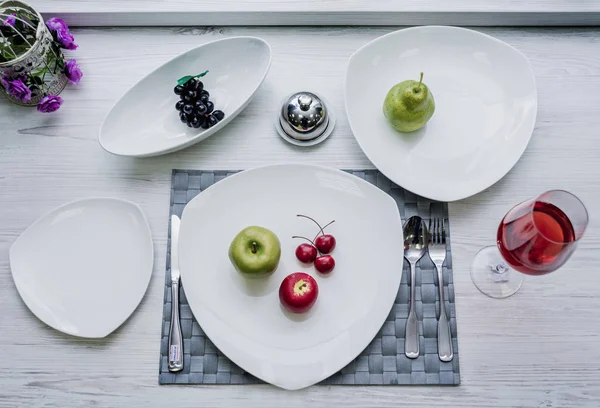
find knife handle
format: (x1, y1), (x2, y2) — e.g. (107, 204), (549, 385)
(168, 278), (184, 372)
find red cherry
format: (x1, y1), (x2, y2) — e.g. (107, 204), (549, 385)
(279, 272), (319, 313)
(315, 234), (336, 254)
(315, 255), (335, 274)
(295, 243), (317, 263)
(297, 214), (336, 253)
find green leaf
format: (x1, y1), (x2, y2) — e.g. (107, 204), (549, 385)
(176, 75), (194, 86)
(176, 70), (209, 85)
(0, 47), (14, 62)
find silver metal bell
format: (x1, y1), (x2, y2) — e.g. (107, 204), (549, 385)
(275, 91), (335, 146)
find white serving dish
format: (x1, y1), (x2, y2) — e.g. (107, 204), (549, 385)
(9, 198), (154, 338)
(178, 163), (405, 390)
(345, 26), (538, 202)
(99, 36), (272, 157)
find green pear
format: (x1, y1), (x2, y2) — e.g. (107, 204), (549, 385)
(383, 72), (435, 133)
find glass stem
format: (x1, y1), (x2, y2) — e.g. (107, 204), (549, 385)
(490, 263), (509, 282)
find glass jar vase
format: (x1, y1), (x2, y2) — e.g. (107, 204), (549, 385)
(0, 0), (68, 106)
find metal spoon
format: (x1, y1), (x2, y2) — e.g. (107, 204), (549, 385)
(403, 216), (428, 359)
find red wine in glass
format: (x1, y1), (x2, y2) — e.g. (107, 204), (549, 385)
(497, 201), (576, 275)
(471, 190), (588, 298)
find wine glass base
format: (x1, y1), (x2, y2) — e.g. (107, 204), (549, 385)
(470, 246), (524, 299)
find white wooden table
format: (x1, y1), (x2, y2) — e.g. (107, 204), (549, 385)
(1, 26), (599, 408)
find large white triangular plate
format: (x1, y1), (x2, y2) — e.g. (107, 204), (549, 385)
(178, 164), (405, 390)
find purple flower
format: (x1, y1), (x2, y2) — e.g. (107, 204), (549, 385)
(64, 59), (83, 84)
(45, 17), (68, 32)
(37, 94), (63, 113)
(2, 13), (16, 27)
(1, 76), (32, 102)
(46, 18), (78, 50)
(55, 28), (78, 50)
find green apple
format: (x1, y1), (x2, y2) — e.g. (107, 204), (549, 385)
(228, 226), (281, 277)
(383, 72), (435, 133)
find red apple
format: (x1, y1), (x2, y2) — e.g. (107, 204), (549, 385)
(279, 272), (319, 313)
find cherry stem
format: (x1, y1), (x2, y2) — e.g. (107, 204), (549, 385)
(322, 220), (335, 230)
(251, 241), (258, 254)
(297, 214), (336, 235)
(292, 235), (315, 246)
(297, 214), (324, 233)
(313, 220), (335, 242)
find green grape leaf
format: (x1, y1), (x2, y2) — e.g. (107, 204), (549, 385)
(176, 70), (209, 85)
(176, 75), (194, 86)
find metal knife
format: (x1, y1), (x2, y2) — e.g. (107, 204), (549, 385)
(168, 215), (184, 372)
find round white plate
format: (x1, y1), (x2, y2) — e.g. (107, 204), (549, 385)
(9, 198), (154, 338)
(99, 36), (272, 157)
(178, 164), (404, 390)
(345, 26), (538, 202)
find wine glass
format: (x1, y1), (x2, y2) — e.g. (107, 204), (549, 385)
(471, 190), (588, 299)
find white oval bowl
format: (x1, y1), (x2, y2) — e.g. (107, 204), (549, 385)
(345, 26), (538, 202)
(99, 36), (272, 157)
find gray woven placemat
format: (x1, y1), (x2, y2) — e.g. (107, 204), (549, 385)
(159, 169), (460, 386)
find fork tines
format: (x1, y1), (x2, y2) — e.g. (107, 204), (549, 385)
(429, 218), (446, 245)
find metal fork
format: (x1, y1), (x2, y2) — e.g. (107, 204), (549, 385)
(428, 218), (453, 362)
